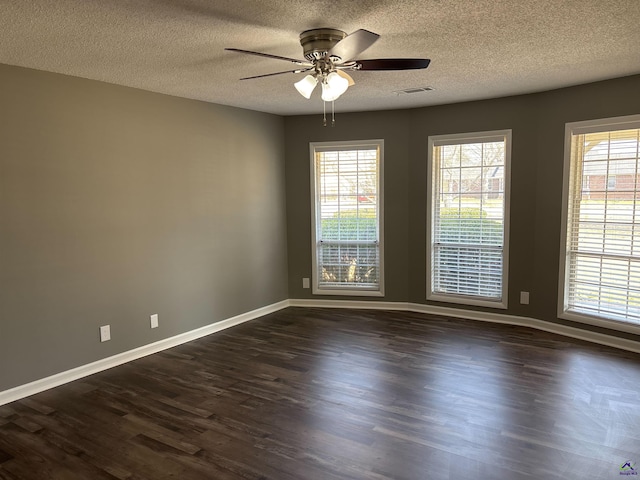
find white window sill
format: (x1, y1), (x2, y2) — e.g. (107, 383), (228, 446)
(559, 309), (640, 336)
(428, 292), (507, 310)
(313, 287), (385, 297)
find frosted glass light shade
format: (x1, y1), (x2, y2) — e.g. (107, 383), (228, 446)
(321, 72), (349, 101)
(294, 75), (317, 99)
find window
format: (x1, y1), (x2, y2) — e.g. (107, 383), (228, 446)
(559, 115), (640, 332)
(427, 130), (511, 308)
(310, 140), (383, 296)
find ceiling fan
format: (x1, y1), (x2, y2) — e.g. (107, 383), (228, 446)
(225, 28), (430, 104)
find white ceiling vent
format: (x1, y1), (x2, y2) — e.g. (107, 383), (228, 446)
(394, 86), (435, 95)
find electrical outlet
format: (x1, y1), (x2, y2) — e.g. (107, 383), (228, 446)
(99, 325), (111, 342)
(150, 313), (159, 329)
(520, 291), (530, 305)
(302, 278), (310, 289)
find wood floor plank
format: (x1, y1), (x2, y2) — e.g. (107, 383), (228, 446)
(2, 307), (640, 479)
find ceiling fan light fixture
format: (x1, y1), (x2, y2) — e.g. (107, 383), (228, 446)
(321, 71), (349, 101)
(294, 74), (318, 99)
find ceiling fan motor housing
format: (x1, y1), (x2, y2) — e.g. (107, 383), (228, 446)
(299, 28), (347, 62)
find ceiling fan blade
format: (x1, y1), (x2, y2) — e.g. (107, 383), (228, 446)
(239, 68), (312, 80)
(225, 48), (309, 66)
(355, 58), (431, 70)
(328, 29), (379, 63)
(336, 69), (355, 86)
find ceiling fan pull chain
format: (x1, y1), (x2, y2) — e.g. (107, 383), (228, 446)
(331, 100), (335, 126)
(323, 100), (327, 127)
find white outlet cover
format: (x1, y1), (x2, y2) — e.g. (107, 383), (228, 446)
(302, 278), (310, 289)
(100, 325), (111, 342)
(520, 291), (530, 305)
(150, 314), (159, 329)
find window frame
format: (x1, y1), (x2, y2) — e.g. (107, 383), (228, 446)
(558, 114), (640, 334)
(310, 139), (385, 297)
(426, 129), (512, 309)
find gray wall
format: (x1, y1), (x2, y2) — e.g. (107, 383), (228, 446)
(285, 74), (640, 339)
(2, 63), (639, 393)
(0, 64), (289, 391)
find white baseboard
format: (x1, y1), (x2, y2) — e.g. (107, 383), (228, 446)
(3, 298), (639, 406)
(288, 299), (640, 355)
(0, 300), (290, 407)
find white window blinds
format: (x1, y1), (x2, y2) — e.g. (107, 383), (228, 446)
(311, 141), (383, 295)
(563, 123), (640, 326)
(428, 131), (511, 307)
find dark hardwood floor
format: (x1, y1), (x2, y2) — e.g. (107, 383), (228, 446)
(1, 307), (640, 479)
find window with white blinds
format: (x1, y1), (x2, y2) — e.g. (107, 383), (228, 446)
(427, 131), (511, 308)
(310, 140), (383, 296)
(560, 115), (640, 331)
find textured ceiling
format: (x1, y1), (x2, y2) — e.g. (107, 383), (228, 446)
(1, 0), (639, 116)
